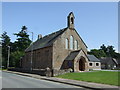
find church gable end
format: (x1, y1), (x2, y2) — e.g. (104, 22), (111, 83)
(52, 12), (88, 71)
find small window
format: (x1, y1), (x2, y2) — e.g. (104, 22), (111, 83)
(65, 38), (69, 49)
(89, 63), (92, 66)
(96, 63), (99, 66)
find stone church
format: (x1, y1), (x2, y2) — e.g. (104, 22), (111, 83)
(21, 12), (101, 76)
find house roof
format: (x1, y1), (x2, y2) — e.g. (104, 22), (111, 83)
(99, 57), (117, 65)
(99, 57), (109, 64)
(65, 51), (100, 62)
(65, 50), (80, 60)
(113, 58), (118, 65)
(87, 55), (100, 62)
(25, 28), (67, 52)
(116, 59), (120, 64)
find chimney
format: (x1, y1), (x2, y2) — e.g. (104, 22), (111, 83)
(38, 34), (42, 39)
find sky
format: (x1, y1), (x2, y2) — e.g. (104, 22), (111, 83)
(2, 2), (118, 51)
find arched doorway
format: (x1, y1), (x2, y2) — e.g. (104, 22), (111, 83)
(79, 57), (86, 71)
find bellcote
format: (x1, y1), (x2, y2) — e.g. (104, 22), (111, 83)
(67, 12), (75, 29)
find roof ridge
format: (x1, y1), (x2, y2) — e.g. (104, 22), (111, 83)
(41, 28), (67, 39)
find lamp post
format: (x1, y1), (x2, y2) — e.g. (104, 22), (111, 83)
(7, 46), (10, 69)
(30, 32), (33, 71)
(24, 30), (33, 71)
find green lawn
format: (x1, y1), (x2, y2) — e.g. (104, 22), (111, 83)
(56, 71), (120, 86)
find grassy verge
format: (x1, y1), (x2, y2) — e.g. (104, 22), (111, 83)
(0, 68), (7, 70)
(56, 71), (119, 86)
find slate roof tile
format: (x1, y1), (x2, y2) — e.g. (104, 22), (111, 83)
(65, 50), (80, 60)
(25, 28), (67, 52)
(87, 55), (100, 62)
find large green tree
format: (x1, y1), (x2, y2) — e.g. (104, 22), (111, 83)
(88, 49), (106, 58)
(89, 44), (120, 59)
(10, 51), (24, 67)
(106, 45), (115, 57)
(100, 44), (107, 53)
(1, 31), (11, 68)
(100, 44), (116, 57)
(1, 26), (32, 68)
(10, 26), (31, 68)
(14, 26), (31, 51)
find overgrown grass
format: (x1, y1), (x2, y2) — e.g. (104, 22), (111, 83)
(56, 71), (120, 86)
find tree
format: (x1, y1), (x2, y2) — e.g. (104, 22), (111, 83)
(89, 44), (120, 59)
(100, 44), (116, 57)
(0, 26), (31, 68)
(14, 26), (31, 51)
(1, 31), (11, 68)
(88, 49), (106, 58)
(100, 44), (107, 53)
(10, 26), (31, 68)
(106, 45), (115, 57)
(10, 51), (24, 67)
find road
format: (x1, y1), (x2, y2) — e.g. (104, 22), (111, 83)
(2, 71), (84, 88)
(100, 70), (120, 72)
(0, 71), (1, 89)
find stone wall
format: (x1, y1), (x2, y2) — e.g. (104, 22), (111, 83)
(8, 68), (46, 76)
(22, 46), (53, 70)
(88, 62), (101, 70)
(53, 28), (87, 70)
(22, 28), (88, 74)
(52, 68), (72, 76)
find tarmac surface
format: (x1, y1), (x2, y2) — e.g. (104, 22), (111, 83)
(2, 70), (119, 90)
(2, 71), (83, 88)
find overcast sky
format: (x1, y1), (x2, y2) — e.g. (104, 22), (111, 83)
(2, 2), (118, 51)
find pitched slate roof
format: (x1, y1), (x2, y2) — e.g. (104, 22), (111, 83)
(25, 28), (67, 52)
(65, 50), (100, 62)
(65, 50), (80, 60)
(99, 57), (117, 65)
(87, 55), (100, 62)
(116, 59), (120, 64)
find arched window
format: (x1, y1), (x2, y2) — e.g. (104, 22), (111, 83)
(70, 35), (74, 50)
(74, 40), (78, 50)
(71, 17), (74, 24)
(65, 38), (68, 49)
